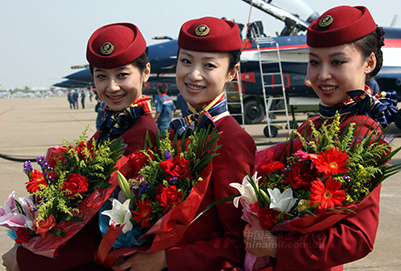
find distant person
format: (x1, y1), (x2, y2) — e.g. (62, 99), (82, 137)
(89, 90), (93, 103)
(176, 92), (189, 117)
(95, 96), (106, 130)
(67, 90), (75, 109)
(72, 90), (79, 109)
(81, 90), (86, 109)
(154, 85), (175, 135)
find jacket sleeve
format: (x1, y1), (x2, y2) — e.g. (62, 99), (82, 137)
(274, 185), (381, 270)
(165, 120), (257, 270)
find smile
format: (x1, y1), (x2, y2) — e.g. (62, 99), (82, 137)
(108, 94), (126, 100)
(320, 86), (337, 91)
(185, 83), (205, 93)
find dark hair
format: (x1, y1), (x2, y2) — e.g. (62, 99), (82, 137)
(228, 49), (242, 71)
(176, 48), (242, 73)
(352, 27), (384, 80)
(89, 47), (149, 74)
(158, 84), (167, 94)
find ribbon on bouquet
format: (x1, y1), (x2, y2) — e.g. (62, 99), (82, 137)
(95, 164), (213, 269)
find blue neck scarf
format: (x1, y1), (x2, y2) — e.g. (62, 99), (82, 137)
(98, 97), (151, 141)
(170, 93), (229, 138)
(319, 86), (398, 126)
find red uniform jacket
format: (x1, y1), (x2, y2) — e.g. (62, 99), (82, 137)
(166, 115), (257, 270)
(274, 114), (382, 271)
(17, 113), (158, 271)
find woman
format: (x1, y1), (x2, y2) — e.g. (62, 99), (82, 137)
(116, 17), (256, 271)
(2, 22), (158, 271)
(243, 6), (398, 271)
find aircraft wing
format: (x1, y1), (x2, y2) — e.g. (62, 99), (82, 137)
(376, 66), (401, 79)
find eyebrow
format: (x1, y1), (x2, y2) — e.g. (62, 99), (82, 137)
(180, 51), (219, 61)
(309, 51), (347, 58)
(93, 66), (128, 73)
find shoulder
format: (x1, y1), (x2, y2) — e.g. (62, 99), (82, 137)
(340, 114), (381, 135)
(216, 116), (255, 144)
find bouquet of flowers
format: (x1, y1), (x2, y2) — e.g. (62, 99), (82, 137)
(230, 113), (401, 271)
(95, 127), (221, 269)
(0, 128), (125, 257)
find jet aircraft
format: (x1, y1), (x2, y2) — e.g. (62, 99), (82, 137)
(57, 0), (401, 127)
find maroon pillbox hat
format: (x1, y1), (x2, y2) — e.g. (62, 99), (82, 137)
(307, 6), (377, 48)
(178, 16), (242, 52)
(86, 22), (147, 69)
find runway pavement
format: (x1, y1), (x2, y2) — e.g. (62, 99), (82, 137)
(0, 96), (400, 270)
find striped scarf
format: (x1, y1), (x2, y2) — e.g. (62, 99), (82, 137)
(170, 93), (229, 138)
(319, 85), (398, 126)
(98, 96), (152, 141)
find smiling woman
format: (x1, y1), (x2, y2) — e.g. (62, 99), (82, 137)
(242, 5), (399, 271)
(1, 22), (159, 271)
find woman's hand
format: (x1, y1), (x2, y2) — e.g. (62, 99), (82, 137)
(243, 212), (278, 258)
(117, 249), (167, 271)
(2, 243), (20, 271)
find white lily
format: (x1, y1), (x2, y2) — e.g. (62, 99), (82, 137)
(101, 199), (133, 234)
(267, 188), (297, 213)
(230, 172), (261, 208)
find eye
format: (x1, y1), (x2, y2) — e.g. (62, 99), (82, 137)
(118, 72), (129, 78)
(205, 63), (217, 68)
(308, 60), (319, 66)
(180, 58), (191, 65)
(332, 60), (345, 66)
(95, 74), (106, 79)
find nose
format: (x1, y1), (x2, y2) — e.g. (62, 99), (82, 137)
(107, 79), (120, 92)
(187, 67), (203, 81)
(318, 64), (332, 81)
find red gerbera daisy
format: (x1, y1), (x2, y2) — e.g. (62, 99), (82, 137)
(314, 148), (349, 176)
(132, 199), (153, 228)
(26, 170), (47, 193)
(309, 177), (347, 213)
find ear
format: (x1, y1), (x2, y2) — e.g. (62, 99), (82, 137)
(143, 63), (151, 83)
(226, 63), (240, 83)
(364, 52), (377, 74)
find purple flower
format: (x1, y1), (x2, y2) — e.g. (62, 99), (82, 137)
(168, 177), (178, 184)
(164, 151), (172, 160)
(138, 182), (151, 198)
(343, 175), (351, 182)
(23, 161), (33, 173)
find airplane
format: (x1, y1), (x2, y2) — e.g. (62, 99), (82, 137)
(56, 0), (401, 129)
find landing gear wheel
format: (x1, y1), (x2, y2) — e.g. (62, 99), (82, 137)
(244, 100), (265, 124)
(263, 125), (278, 138)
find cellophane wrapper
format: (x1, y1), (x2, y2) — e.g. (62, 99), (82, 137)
(95, 163), (213, 268)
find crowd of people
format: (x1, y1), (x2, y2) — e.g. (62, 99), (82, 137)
(2, 5), (399, 271)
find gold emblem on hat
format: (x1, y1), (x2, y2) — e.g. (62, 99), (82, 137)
(100, 42), (114, 56)
(318, 15), (334, 28)
(194, 24), (210, 37)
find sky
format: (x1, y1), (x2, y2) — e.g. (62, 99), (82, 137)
(1, 0), (400, 89)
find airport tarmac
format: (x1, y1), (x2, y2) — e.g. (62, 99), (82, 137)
(0, 96), (400, 270)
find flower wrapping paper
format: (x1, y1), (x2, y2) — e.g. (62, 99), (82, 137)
(21, 154), (130, 258)
(95, 163), (213, 268)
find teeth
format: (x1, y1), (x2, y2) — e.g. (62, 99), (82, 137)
(187, 84), (204, 90)
(321, 86), (336, 91)
(109, 94), (125, 100)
